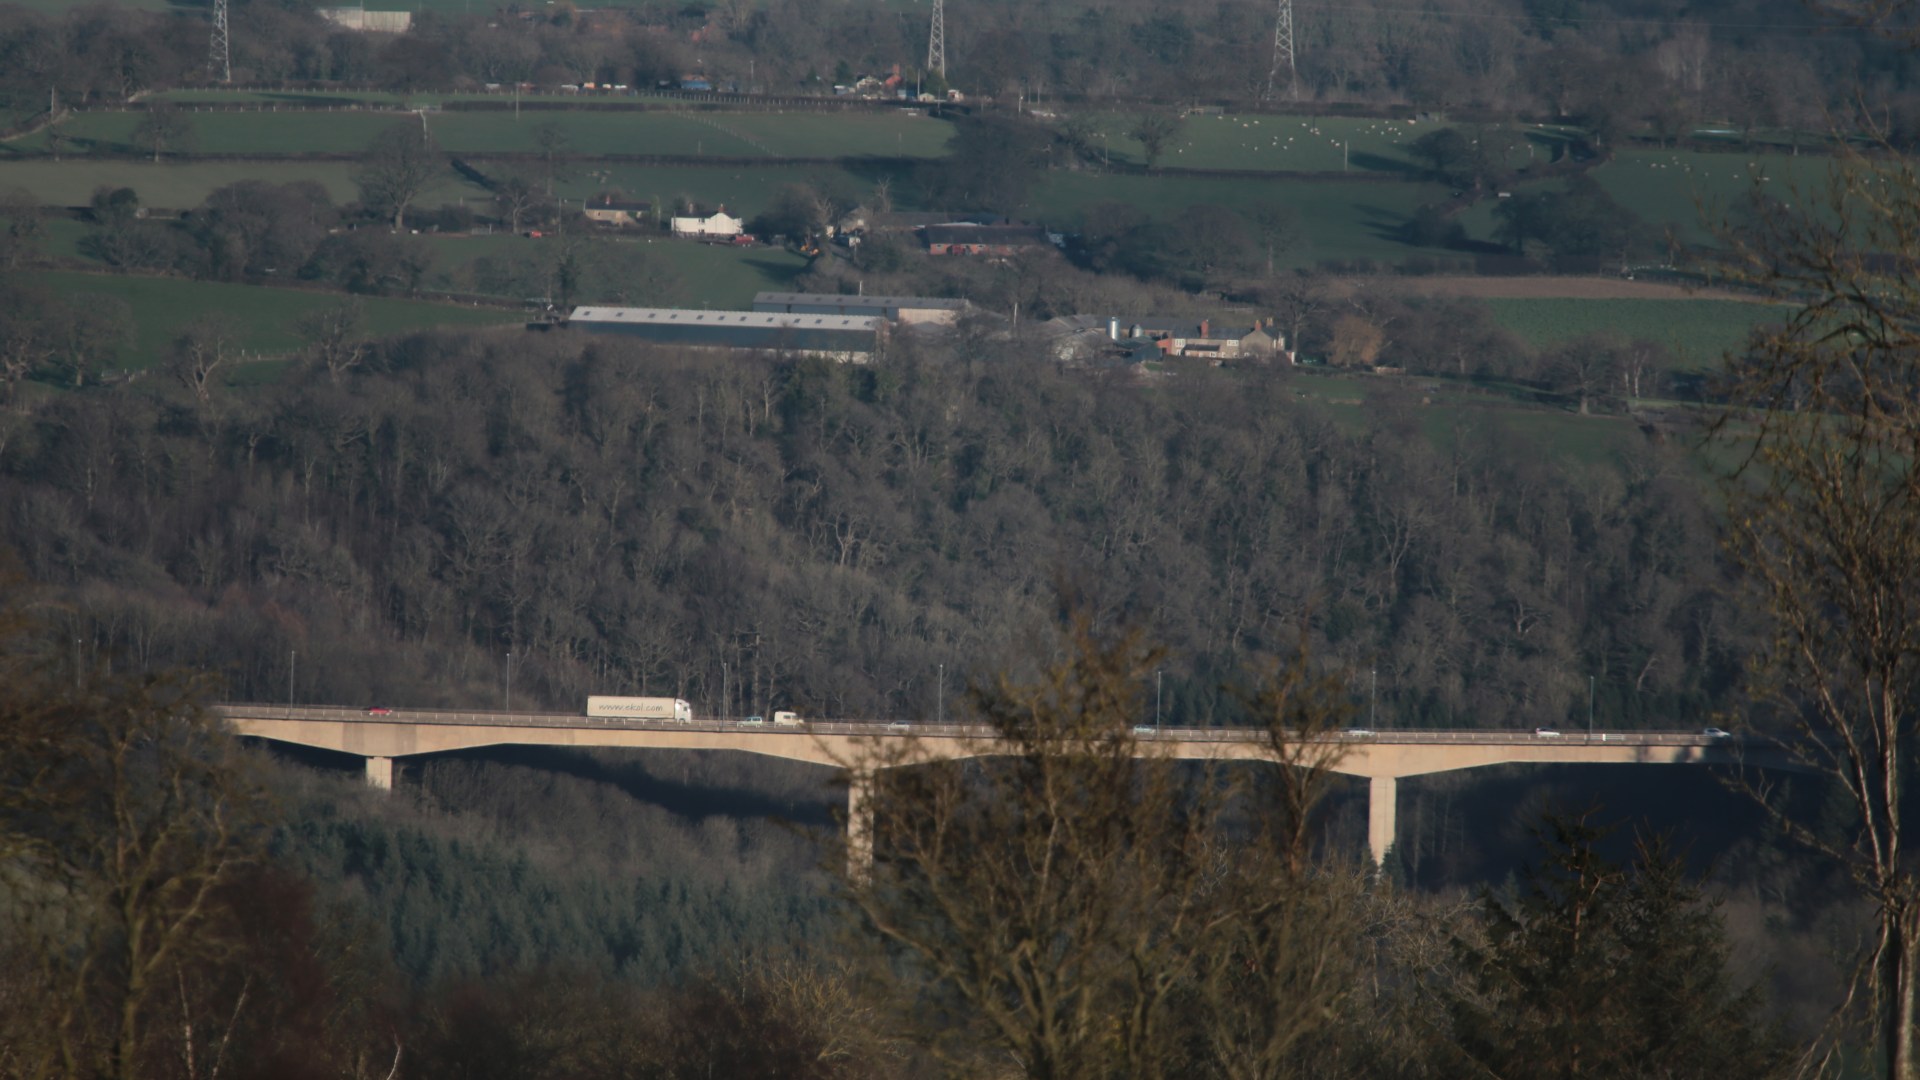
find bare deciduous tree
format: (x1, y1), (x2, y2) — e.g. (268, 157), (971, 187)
(166, 315), (240, 406)
(354, 122), (440, 232)
(838, 611), (1363, 1079)
(131, 103), (194, 163)
(0, 574), (264, 1080)
(1714, 151), (1920, 1078)
(297, 298), (369, 384)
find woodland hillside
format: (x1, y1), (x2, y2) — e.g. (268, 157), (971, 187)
(0, 324), (1743, 730)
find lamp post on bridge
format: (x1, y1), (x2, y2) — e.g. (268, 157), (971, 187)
(506, 650), (513, 713)
(937, 662), (944, 724)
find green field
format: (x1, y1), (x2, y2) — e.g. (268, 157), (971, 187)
(1032, 171), (1453, 267)
(1068, 114), (1568, 176)
(551, 162), (903, 215)
(0, 159), (490, 209)
(1290, 368), (1652, 463)
(424, 232), (811, 308)
(5, 110), (399, 157)
(32, 271), (521, 370)
(7, 107), (954, 160)
(1482, 298), (1783, 365)
(1589, 149), (1836, 241)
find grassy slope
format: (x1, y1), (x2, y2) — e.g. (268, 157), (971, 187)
(31, 270), (521, 370)
(1589, 148), (1835, 241)
(425, 232), (811, 308)
(1031, 171), (1453, 267)
(1286, 368), (1651, 464)
(0, 160), (487, 208)
(1482, 298), (1783, 366)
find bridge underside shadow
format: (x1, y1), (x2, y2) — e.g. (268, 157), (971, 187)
(243, 737), (845, 832)
(1387, 762), (1794, 890)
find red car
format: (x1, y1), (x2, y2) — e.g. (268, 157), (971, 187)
(364, 706), (393, 716)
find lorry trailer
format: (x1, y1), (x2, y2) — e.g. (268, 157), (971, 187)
(586, 696), (694, 722)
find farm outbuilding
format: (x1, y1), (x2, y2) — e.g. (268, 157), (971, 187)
(670, 211), (743, 239)
(567, 307), (883, 361)
(584, 198), (652, 227)
(752, 292), (967, 325)
(922, 222), (1051, 255)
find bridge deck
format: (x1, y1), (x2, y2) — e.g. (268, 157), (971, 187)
(213, 703), (1758, 778)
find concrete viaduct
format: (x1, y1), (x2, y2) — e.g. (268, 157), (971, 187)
(212, 704), (1789, 868)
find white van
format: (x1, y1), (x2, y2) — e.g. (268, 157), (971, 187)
(773, 711), (802, 726)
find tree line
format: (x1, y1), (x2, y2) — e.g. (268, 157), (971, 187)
(0, 0), (1910, 141)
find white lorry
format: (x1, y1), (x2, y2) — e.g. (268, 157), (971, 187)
(773, 710), (802, 726)
(586, 696), (693, 722)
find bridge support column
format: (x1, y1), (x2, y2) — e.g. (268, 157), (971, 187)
(1368, 776), (1396, 869)
(847, 771), (874, 882)
(365, 756), (393, 790)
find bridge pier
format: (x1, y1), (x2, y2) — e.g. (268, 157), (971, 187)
(847, 771), (874, 881)
(365, 755), (394, 790)
(1368, 776), (1396, 869)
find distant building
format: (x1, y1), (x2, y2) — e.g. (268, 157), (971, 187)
(670, 210), (743, 239)
(1090, 316), (1291, 364)
(318, 8), (412, 32)
(752, 292), (967, 325)
(568, 306), (883, 361)
(583, 197), (652, 227)
(922, 222), (1051, 256)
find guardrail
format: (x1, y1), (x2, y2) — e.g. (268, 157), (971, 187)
(211, 704), (1729, 747)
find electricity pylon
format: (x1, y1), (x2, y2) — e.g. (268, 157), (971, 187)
(1264, 0), (1296, 100)
(928, 0), (947, 79)
(208, 0), (231, 84)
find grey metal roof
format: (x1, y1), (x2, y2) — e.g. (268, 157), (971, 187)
(570, 307), (884, 332)
(923, 223), (1050, 244)
(753, 292), (967, 311)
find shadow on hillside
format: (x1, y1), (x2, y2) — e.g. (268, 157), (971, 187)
(1350, 151), (1420, 176)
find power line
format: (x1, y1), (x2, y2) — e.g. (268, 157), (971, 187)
(208, 0), (231, 84)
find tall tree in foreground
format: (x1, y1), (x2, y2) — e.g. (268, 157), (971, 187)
(1714, 150), (1920, 1077)
(0, 565), (267, 1079)
(838, 612), (1362, 1078)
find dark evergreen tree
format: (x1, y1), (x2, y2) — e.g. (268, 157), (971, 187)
(1443, 812), (1789, 1080)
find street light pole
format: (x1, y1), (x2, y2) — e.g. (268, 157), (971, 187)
(1371, 667), (1377, 727)
(289, 650), (295, 708)
(938, 663), (944, 724)
(506, 650), (513, 712)
(1588, 675), (1595, 740)
(1156, 670), (1163, 729)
